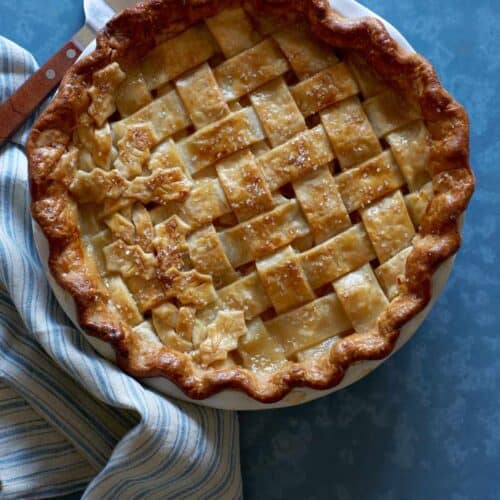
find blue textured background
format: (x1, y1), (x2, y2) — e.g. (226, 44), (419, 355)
(1, 1), (499, 498)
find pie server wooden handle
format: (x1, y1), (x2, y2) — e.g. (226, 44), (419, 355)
(0, 40), (81, 148)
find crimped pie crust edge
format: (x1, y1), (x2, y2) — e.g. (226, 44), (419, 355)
(27, 0), (475, 402)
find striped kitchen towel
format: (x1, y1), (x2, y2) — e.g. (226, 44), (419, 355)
(0, 36), (241, 500)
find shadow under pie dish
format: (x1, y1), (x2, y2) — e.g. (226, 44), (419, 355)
(27, 0), (474, 403)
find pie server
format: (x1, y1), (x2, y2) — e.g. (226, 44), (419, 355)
(0, 0), (135, 148)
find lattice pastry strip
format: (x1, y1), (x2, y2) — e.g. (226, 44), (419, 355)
(93, 125), (114, 169)
(100, 198), (136, 221)
(88, 62), (126, 127)
(103, 239), (157, 280)
(132, 204), (154, 252)
(363, 89), (422, 138)
(238, 318), (286, 371)
(386, 120), (431, 191)
(202, 271), (272, 323)
(291, 62), (359, 117)
(71, 165), (191, 209)
(175, 63), (230, 129)
(258, 125), (334, 191)
(152, 303), (194, 352)
(103, 211), (219, 311)
(104, 203), (155, 253)
(251, 11), (291, 36)
(205, 7), (263, 58)
(334, 150), (405, 212)
(197, 311), (247, 367)
(148, 205), (180, 226)
(78, 204), (101, 236)
(124, 168), (192, 205)
(273, 26), (339, 80)
(85, 230), (112, 276)
(293, 165), (351, 244)
(126, 276), (168, 314)
(104, 212), (136, 246)
(333, 263), (389, 333)
(299, 223), (376, 289)
(133, 321), (163, 348)
(154, 215), (191, 273)
(213, 39), (290, 101)
(141, 24), (217, 91)
(70, 168), (125, 204)
(296, 336), (339, 362)
(215, 150), (274, 222)
(320, 95), (382, 170)
(181, 178), (231, 228)
(256, 245), (315, 314)
(76, 148), (98, 173)
(265, 293), (352, 357)
(112, 89), (191, 143)
(149, 139), (192, 178)
(75, 116), (113, 170)
(115, 64), (153, 117)
(201, 220), (385, 351)
(177, 107), (265, 174)
(49, 146), (78, 186)
(249, 77), (306, 147)
(360, 190), (415, 263)
(405, 181), (433, 227)
(160, 268), (218, 309)
(375, 246), (413, 299)
(218, 199), (310, 267)
(346, 52), (387, 99)
(106, 275), (143, 326)
(187, 225), (238, 288)
(114, 124), (156, 179)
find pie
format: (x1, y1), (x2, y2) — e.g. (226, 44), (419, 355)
(27, 0), (474, 402)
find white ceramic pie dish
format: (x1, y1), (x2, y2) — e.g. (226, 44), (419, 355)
(33, 0), (454, 410)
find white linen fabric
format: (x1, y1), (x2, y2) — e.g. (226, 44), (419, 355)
(0, 36), (241, 500)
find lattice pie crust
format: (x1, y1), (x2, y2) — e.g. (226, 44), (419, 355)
(28, 0), (474, 402)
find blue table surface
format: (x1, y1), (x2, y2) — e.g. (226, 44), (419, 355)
(1, 1), (499, 498)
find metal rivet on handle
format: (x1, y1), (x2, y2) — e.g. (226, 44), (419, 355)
(66, 49), (77, 59)
(45, 69), (56, 80)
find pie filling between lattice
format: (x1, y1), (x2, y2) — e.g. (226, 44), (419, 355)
(53, 8), (437, 377)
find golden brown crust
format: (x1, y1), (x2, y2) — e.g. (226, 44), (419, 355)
(27, 0), (474, 403)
